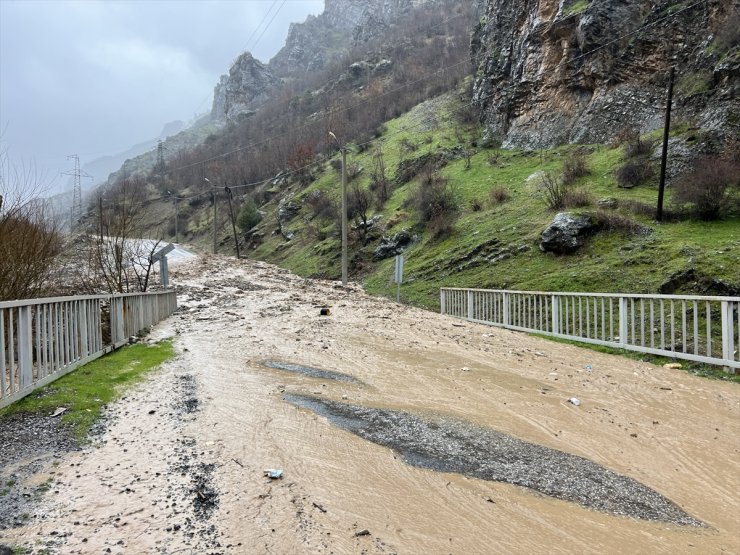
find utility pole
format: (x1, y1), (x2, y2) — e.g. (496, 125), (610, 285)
(167, 191), (180, 243)
(340, 146), (348, 286)
(205, 177), (216, 254)
(329, 131), (348, 286)
(225, 186), (240, 259)
(656, 66), (675, 222)
(63, 154), (92, 230)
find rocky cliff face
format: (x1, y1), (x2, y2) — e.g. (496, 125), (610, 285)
(471, 0), (739, 149)
(211, 52), (281, 122)
(269, 0), (429, 74)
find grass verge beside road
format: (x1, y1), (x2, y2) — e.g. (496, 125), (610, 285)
(0, 340), (175, 442)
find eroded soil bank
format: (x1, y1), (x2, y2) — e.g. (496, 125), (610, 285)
(1, 255), (738, 554)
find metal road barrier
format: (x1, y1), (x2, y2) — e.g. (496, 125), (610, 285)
(0, 291), (177, 409)
(440, 288), (739, 372)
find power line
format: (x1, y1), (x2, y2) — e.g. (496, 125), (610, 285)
(136, 0), (708, 208)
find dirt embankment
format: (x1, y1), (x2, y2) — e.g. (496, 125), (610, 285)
(1, 255), (738, 554)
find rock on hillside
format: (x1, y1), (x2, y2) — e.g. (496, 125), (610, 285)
(212, 52), (281, 122)
(471, 0), (739, 149)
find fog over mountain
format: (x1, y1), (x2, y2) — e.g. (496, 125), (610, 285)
(0, 0), (322, 194)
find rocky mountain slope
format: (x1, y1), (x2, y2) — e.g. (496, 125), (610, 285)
(91, 0), (738, 306)
(471, 0), (739, 149)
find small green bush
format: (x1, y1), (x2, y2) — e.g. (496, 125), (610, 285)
(237, 202), (262, 232)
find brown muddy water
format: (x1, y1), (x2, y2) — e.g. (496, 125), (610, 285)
(1, 255), (738, 554)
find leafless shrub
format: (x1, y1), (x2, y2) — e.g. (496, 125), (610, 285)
(74, 178), (161, 293)
(0, 149), (63, 300)
(538, 172), (569, 210)
(489, 186), (510, 205)
(369, 148), (391, 208)
(304, 190), (337, 221)
(562, 151), (590, 185)
(672, 156), (740, 220)
(594, 210), (647, 235)
(348, 185), (372, 244)
(345, 163), (363, 183)
(487, 152), (501, 166)
(562, 189), (593, 208)
(409, 168), (458, 238)
(625, 136), (656, 159)
(714, 8), (740, 52)
(615, 160), (654, 188)
(621, 199), (682, 221)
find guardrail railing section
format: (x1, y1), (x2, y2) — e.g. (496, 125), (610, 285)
(1, 291), (177, 409)
(440, 288), (739, 371)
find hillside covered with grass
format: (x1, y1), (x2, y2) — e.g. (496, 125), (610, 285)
(240, 90), (738, 310)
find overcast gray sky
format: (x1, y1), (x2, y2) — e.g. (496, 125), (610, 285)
(0, 0), (323, 192)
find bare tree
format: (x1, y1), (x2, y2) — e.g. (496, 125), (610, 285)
(0, 143), (63, 301)
(74, 177), (161, 293)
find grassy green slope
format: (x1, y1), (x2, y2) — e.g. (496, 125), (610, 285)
(248, 93), (739, 311)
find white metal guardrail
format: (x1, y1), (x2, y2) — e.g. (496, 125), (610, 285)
(440, 288), (739, 371)
(0, 291), (177, 409)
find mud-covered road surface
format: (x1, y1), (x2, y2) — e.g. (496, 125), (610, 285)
(1, 255), (738, 554)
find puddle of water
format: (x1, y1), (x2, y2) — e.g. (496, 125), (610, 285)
(284, 393), (703, 527)
(263, 361), (362, 384)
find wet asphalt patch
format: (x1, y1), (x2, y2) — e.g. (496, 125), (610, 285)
(284, 394), (703, 527)
(264, 361), (362, 384)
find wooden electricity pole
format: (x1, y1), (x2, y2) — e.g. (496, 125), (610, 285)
(225, 186), (240, 259)
(656, 66), (675, 222)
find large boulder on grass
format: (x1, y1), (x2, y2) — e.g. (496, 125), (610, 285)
(540, 213), (600, 254)
(374, 229), (414, 260)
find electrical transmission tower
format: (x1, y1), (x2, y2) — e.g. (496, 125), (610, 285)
(62, 154), (93, 230)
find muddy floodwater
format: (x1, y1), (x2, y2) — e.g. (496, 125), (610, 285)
(1, 255), (738, 554)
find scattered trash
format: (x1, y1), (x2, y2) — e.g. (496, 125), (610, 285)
(568, 397), (581, 406)
(319, 307), (331, 316)
(354, 529), (371, 537)
(51, 407), (67, 418)
(585, 364), (593, 371)
(663, 363), (682, 370)
(461, 366), (471, 372)
(263, 469), (283, 480)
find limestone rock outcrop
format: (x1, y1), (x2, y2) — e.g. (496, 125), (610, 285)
(211, 53), (281, 122)
(471, 0), (739, 149)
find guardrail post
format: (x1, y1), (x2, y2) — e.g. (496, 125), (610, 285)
(721, 300), (734, 372)
(18, 306), (33, 389)
(440, 289), (446, 315)
(467, 290), (474, 321)
(551, 295), (559, 335)
(619, 296), (629, 347)
(79, 301), (88, 358)
(503, 292), (510, 327)
(111, 297), (124, 345)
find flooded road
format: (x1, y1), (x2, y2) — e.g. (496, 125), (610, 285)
(2, 255), (738, 554)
